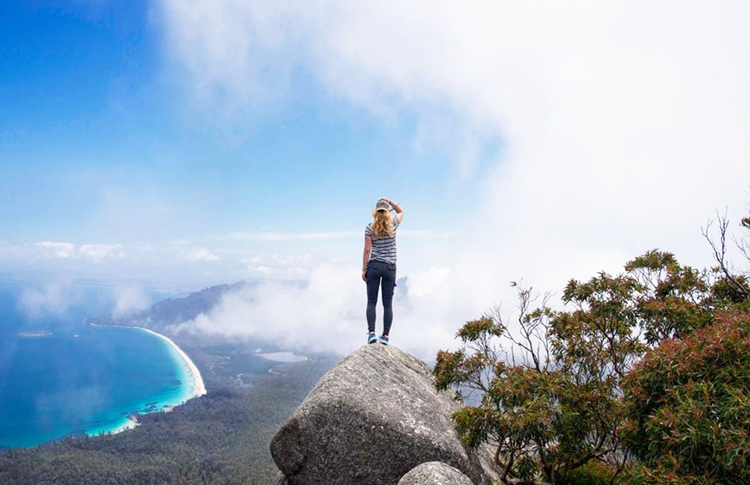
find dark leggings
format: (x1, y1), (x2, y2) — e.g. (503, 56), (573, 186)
(365, 260), (396, 335)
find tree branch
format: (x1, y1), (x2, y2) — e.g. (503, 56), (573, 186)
(703, 212), (749, 298)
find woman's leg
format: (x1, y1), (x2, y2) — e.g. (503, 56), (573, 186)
(381, 264), (396, 336)
(366, 262), (381, 333)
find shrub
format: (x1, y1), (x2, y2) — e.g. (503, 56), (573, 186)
(434, 252), (713, 485)
(565, 460), (616, 485)
(435, 206), (750, 485)
(621, 311), (750, 484)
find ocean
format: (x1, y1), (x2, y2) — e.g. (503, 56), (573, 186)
(0, 278), (199, 448)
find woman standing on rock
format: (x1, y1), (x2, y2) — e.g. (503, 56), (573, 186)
(362, 198), (404, 345)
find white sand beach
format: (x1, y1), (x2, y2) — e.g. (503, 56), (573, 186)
(81, 323), (208, 437)
(139, 327), (207, 401)
(106, 416), (140, 435)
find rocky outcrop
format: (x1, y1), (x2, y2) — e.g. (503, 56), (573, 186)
(270, 344), (496, 485)
(398, 461), (475, 485)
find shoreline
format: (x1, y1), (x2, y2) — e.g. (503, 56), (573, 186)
(138, 327), (207, 401)
(101, 416), (139, 435)
(84, 323), (207, 437)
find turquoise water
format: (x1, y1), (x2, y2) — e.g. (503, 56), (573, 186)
(0, 279), (195, 448)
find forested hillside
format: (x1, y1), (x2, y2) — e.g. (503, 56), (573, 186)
(0, 356), (334, 485)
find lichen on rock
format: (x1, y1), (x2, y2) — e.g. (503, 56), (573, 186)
(398, 461), (475, 485)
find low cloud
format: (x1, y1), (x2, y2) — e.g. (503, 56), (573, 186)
(112, 285), (151, 317)
(239, 252), (313, 279)
(78, 244), (125, 263)
(182, 247), (220, 262)
(33, 242), (124, 263)
(171, 260), (476, 361)
(18, 280), (73, 319)
(16, 278), (154, 321)
(35, 242), (76, 259)
(156, 0), (750, 351)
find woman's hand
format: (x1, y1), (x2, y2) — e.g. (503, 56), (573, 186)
(362, 268), (367, 282)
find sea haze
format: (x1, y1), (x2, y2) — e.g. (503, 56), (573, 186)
(0, 279), (193, 448)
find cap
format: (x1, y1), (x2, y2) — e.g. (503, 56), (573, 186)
(375, 199), (390, 212)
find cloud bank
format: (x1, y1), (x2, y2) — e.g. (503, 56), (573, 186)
(171, 261), (462, 360)
(33, 242), (125, 263)
(16, 279), (152, 321)
(152, 1), (750, 355)
(18, 280), (73, 319)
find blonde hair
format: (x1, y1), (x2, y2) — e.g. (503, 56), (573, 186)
(371, 209), (394, 238)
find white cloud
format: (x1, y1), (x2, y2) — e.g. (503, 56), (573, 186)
(35, 242), (76, 259)
(16, 279), (151, 321)
(112, 285), (151, 317)
(18, 280), (73, 319)
(171, 260), (462, 361)
(34, 1), (738, 357)
(183, 247), (220, 262)
(159, 0), (750, 282)
(239, 252), (313, 278)
(31, 242), (125, 263)
(79, 244), (125, 263)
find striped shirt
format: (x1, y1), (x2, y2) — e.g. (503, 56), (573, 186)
(365, 215), (401, 265)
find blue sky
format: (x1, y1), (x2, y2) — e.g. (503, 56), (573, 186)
(2, 1), (750, 354)
(0, 2), (477, 262)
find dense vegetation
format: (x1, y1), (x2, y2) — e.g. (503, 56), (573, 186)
(623, 311), (750, 484)
(435, 210), (750, 485)
(0, 349), (335, 485)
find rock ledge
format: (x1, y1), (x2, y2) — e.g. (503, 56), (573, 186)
(270, 344), (495, 485)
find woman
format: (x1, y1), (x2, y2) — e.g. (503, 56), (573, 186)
(362, 198), (404, 345)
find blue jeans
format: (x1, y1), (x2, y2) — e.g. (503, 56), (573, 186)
(365, 260), (396, 335)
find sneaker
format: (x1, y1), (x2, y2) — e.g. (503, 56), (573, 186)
(378, 334), (389, 345)
(367, 332), (377, 344)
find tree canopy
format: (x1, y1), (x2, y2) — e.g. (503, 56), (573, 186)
(435, 209), (750, 485)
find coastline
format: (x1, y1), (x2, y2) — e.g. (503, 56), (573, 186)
(138, 327), (208, 401)
(83, 323), (207, 437)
